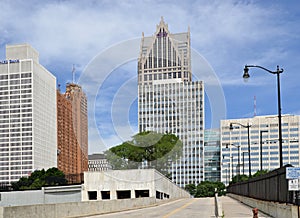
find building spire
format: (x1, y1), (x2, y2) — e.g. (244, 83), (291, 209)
(72, 64), (75, 83)
(160, 16), (164, 23)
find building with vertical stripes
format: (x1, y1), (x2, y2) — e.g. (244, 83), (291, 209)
(0, 44), (57, 185)
(138, 18), (204, 187)
(221, 114), (300, 185)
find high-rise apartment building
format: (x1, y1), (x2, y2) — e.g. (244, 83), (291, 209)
(221, 115), (300, 185)
(138, 18), (204, 187)
(57, 83), (88, 182)
(204, 129), (221, 182)
(0, 44), (57, 185)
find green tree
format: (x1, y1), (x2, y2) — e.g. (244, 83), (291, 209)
(104, 131), (183, 176)
(11, 167), (67, 190)
(230, 174), (249, 184)
(185, 184), (196, 196)
(190, 181), (226, 197)
(253, 170), (269, 178)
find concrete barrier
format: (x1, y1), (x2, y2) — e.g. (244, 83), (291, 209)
(0, 197), (157, 218)
(214, 193), (223, 218)
(228, 193), (299, 218)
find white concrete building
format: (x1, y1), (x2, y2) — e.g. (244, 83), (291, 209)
(221, 115), (300, 185)
(0, 44), (57, 185)
(83, 169), (190, 201)
(138, 18), (204, 187)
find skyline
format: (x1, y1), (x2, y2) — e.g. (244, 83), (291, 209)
(1, 0), (300, 153)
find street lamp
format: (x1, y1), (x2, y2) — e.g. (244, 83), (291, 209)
(243, 65), (284, 168)
(226, 143), (241, 176)
(242, 152), (248, 175)
(260, 130), (268, 171)
(230, 122), (252, 176)
(222, 156), (233, 183)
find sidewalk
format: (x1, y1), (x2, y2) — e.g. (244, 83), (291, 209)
(221, 196), (272, 218)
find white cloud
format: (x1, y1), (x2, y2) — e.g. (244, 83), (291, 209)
(1, 0), (300, 152)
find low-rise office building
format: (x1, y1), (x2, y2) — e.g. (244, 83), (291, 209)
(221, 114), (300, 185)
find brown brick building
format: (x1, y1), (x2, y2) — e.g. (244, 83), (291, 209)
(57, 83), (88, 183)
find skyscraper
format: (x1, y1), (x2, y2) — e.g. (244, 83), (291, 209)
(138, 18), (204, 187)
(0, 44), (57, 185)
(57, 83), (88, 183)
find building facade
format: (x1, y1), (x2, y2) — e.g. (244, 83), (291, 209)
(88, 153), (111, 171)
(138, 18), (204, 187)
(0, 44), (57, 185)
(57, 83), (88, 182)
(221, 115), (300, 185)
(204, 129), (221, 182)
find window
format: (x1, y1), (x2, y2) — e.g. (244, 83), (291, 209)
(88, 191), (97, 200)
(101, 191), (110, 200)
(116, 190), (131, 199)
(135, 190), (149, 198)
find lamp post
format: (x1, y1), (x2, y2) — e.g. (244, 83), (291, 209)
(260, 130), (268, 171)
(242, 152), (248, 175)
(230, 122), (252, 176)
(226, 143), (240, 176)
(222, 156), (233, 184)
(243, 65), (284, 167)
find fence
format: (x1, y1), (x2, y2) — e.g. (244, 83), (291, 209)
(227, 164), (294, 204)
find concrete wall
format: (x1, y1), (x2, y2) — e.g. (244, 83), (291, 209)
(83, 169), (190, 201)
(228, 193), (299, 218)
(0, 185), (82, 207)
(0, 197), (156, 218)
(154, 170), (190, 199)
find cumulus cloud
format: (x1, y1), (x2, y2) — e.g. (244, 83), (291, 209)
(1, 0), (300, 153)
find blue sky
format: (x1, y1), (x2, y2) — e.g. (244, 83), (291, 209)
(1, 0), (300, 153)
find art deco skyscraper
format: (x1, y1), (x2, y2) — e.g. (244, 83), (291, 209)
(57, 83), (88, 183)
(0, 44), (57, 185)
(138, 18), (204, 187)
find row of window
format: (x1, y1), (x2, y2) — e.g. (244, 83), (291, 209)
(0, 73), (31, 80)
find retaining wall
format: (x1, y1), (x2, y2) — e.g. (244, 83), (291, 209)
(0, 197), (156, 218)
(228, 193), (299, 218)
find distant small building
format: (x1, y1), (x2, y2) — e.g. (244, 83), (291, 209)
(88, 153), (111, 171)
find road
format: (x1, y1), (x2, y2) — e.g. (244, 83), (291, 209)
(83, 198), (216, 218)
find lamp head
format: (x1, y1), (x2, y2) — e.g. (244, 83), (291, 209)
(243, 66), (250, 82)
(229, 123), (233, 130)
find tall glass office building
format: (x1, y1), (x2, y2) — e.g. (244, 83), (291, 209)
(138, 18), (204, 187)
(204, 129), (221, 182)
(0, 44), (57, 185)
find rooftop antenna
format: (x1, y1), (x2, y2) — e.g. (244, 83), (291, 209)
(254, 95), (257, 117)
(72, 64), (75, 83)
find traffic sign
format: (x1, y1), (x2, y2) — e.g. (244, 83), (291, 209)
(286, 167), (300, 179)
(289, 179), (300, 191)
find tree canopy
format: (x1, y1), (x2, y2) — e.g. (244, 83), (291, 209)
(11, 167), (67, 190)
(104, 131), (183, 176)
(185, 181), (226, 197)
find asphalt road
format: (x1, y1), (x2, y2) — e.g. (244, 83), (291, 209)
(83, 198), (216, 218)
